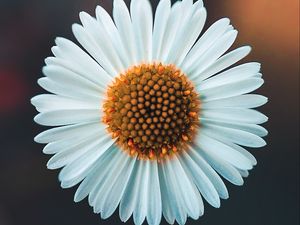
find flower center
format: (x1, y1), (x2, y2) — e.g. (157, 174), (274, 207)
(103, 63), (200, 160)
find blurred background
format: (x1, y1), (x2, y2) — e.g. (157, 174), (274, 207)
(0, 0), (298, 225)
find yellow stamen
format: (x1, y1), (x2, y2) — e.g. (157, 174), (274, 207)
(182, 134), (189, 141)
(184, 90), (191, 95)
(162, 146), (168, 155)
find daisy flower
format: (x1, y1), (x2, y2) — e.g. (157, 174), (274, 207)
(31, 0), (268, 224)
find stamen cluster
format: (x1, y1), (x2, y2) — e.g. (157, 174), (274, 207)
(103, 63), (200, 160)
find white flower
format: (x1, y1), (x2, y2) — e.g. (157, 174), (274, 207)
(31, 0), (268, 225)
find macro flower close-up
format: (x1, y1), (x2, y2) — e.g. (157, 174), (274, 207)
(1, 0), (299, 225)
(31, 0), (268, 224)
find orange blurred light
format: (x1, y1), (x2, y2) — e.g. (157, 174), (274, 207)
(221, 0), (299, 53)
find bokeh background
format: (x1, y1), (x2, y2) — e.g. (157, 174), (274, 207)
(0, 0), (299, 225)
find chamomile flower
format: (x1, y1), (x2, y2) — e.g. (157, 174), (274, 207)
(32, 0), (268, 225)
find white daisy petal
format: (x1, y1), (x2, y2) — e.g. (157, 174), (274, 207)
(166, 7), (207, 65)
(34, 122), (101, 144)
(93, 152), (132, 214)
(181, 18), (230, 71)
(133, 160), (150, 225)
(163, 0), (195, 63)
(146, 161), (162, 225)
(221, 141), (257, 166)
(170, 156), (204, 219)
(86, 151), (123, 207)
(101, 156), (136, 219)
(113, 0), (137, 64)
(37, 78), (101, 102)
(199, 78), (264, 101)
(237, 169), (250, 178)
(201, 108), (268, 124)
(161, 161), (187, 225)
(79, 12), (125, 72)
(31, 94), (98, 113)
(58, 135), (115, 186)
(158, 2), (184, 62)
(61, 146), (115, 188)
(42, 65), (104, 95)
(183, 0), (194, 7)
(203, 123), (266, 148)
(158, 166), (175, 224)
(60, 144), (115, 189)
(53, 37), (112, 86)
(42, 125), (105, 155)
(34, 109), (100, 126)
(130, 0), (153, 62)
(197, 146), (244, 185)
(170, 156), (203, 220)
(119, 160), (144, 222)
(192, 0), (204, 11)
(202, 94), (268, 109)
(196, 132), (253, 170)
(44, 56), (112, 87)
(47, 132), (103, 169)
(187, 146), (229, 199)
(179, 151), (221, 208)
(74, 147), (119, 202)
(201, 118), (268, 137)
(196, 62), (261, 89)
(187, 29), (238, 80)
(95, 5), (130, 68)
(194, 46), (252, 82)
(72, 23), (118, 76)
(152, 0), (171, 60)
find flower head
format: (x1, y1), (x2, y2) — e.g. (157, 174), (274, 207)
(32, 0), (268, 224)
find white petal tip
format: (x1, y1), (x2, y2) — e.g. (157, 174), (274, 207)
(214, 204), (221, 209)
(262, 130), (269, 137)
(79, 11), (88, 18)
(258, 139), (267, 147)
(211, 199), (221, 208)
(244, 46), (252, 52)
(30, 96), (37, 106)
(220, 17), (230, 24)
(73, 190), (87, 203)
(232, 30), (238, 35)
(221, 193), (229, 200)
(60, 183), (69, 189)
(34, 132), (47, 143)
(113, 0), (122, 7)
(41, 66), (48, 75)
(73, 197), (81, 203)
(42, 148), (53, 154)
(264, 97), (269, 103)
(93, 208), (100, 214)
(101, 213), (112, 220)
(261, 115), (269, 124)
(34, 136), (41, 143)
(243, 164), (253, 171)
(54, 37), (64, 45)
(236, 180), (244, 186)
(46, 163), (56, 170)
(33, 114), (41, 124)
(71, 23), (82, 34)
(201, 7), (207, 15)
(51, 46), (59, 55)
(44, 58), (50, 65)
